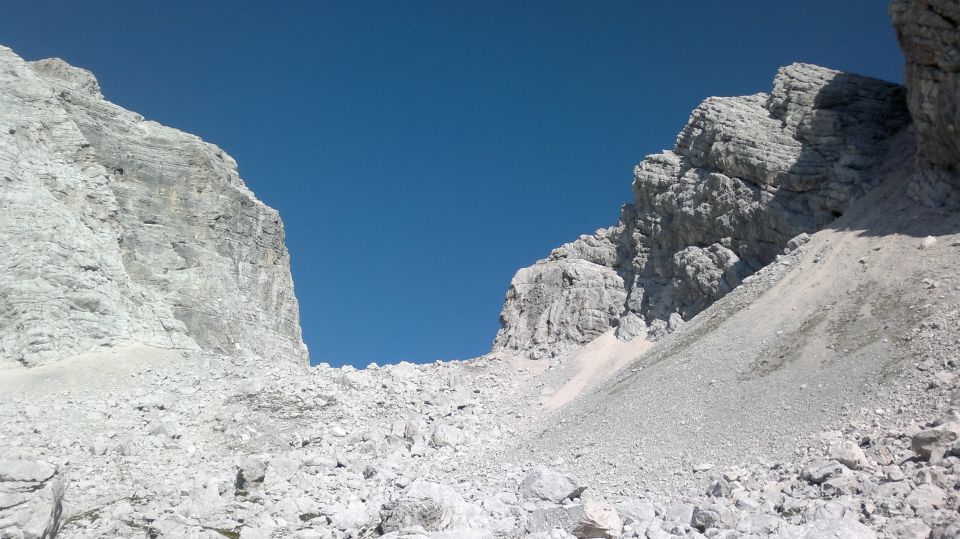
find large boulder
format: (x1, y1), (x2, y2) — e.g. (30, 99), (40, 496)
(519, 466), (586, 503)
(691, 503), (737, 531)
(779, 518), (877, 539)
(0, 459), (65, 539)
(911, 411), (960, 462)
(829, 440), (871, 470)
(379, 480), (486, 533)
(566, 501), (623, 539)
(527, 501), (623, 539)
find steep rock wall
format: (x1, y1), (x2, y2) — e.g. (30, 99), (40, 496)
(0, 46), (307, 366)
(891, 0), (960, 206)
(494, 64), (910, 359)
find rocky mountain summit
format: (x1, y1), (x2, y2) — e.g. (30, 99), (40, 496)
(2, 1), (960, 539)
(0, 46), (307, 367)
(494, 63), (911, 359)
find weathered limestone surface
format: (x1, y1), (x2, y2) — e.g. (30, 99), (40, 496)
(891, 0), (960, 206)
(0, 459), (64, 539)
(0, 46), (307, 366)
(494, 64), (910, 358)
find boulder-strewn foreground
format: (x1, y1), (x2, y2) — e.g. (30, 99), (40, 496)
(2, 1), (960, 538)
(0, 47), (307, 367)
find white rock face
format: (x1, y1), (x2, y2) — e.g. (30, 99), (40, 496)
(493, 63), (910, 358)
(0, 46), (307, 366)
(890, 0), (960, 207)
(0, 459), (64, 539)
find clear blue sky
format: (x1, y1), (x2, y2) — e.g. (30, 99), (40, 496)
(1, 1), (904, 367)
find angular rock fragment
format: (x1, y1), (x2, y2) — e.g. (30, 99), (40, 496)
(830, 440), (871, 470)
(691, 503), (736, 531)
(0, 459), (65, 539)
(380, 480), (485, 533)
(235, 457), (267, 489)
(566, 501), (622, 539)
(801, 460), (846, 485)
(911, 412), (960, 462)
(519, 466), (586, 503)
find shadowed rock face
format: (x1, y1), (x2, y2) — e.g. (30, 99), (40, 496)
(0, 47), (307, 366)
(891, 0), (960, 206)
(494, 63), (910, 359)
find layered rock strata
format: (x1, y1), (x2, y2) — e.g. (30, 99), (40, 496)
(891, 0), (960, 206)
(0, 47), (307, 366)
(494, 63), (911, 358)
(0, 459), (64, 539)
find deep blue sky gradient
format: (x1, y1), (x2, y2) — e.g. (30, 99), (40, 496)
(1, 1), (904, 367)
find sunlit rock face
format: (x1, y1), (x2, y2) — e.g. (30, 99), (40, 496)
(0, 46), (307, 366)
(891, 0), (960, 207)
(494, 63), (910, 359)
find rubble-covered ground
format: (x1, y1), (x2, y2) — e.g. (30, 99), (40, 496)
(2, 182), (959, 538)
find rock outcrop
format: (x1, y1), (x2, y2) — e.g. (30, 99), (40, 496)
(494, 63), (911, 358)
(891, 0), (960, 206)
(0, 459), (64, 539)
(0, 46), (307, 366)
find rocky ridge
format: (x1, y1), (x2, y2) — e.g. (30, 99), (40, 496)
(0, 46), (306, 367)
(494, 63), (910, 359)
(3, 1), (960, 538)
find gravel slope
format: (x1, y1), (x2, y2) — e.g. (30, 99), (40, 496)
(511, 131), (960, 498)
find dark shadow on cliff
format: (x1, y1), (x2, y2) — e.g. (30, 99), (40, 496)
(780, 71), (960, 240)
(828, 170), (960, 240)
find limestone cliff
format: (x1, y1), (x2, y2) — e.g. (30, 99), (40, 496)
(891, 0), (960, 206)
(494, 63), (911, 359)
(0, 46), (307, 366)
